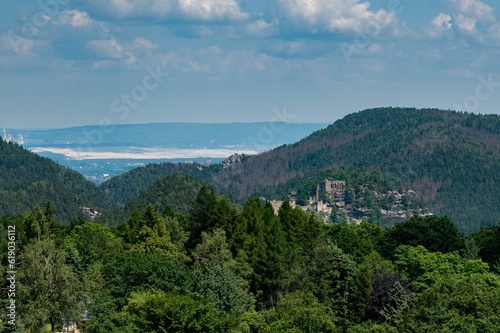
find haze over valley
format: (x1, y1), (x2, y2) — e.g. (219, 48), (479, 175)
(3, 122), (328, 182)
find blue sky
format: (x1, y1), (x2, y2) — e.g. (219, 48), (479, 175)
(1, 0), (500, 128)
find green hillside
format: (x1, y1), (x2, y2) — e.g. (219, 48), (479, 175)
(124, 174), (205, 215)
(0, 140), (117, 222)
(219, 108), (499, 233)
(101, 108), (500, 234)
(100, 162), (215, 205)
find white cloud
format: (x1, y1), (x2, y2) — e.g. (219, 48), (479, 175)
(425, 0), (499, 43)
(245, 19), (279, 37)
(178, 0), (247, 21)
(279, 0), (397, 34)
(454, 13), (477, 33)
(448, 0), (496, 37)
(85, 0), (247, 22)
(198, 45), (222, 56)
(427, 13), (453, 38)
(129, 37), (158, 49)
(58, 10), (93, 28)
(448, 0), (495, 22)
(86, 38), (128, 59)
(434, 13), (453, 30)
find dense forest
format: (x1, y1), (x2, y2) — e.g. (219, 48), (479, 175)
(0, 140), (117, 221)
(101, 108), (500, 234)
(1, 107), (499, 331)
(1, 187), (500, 332)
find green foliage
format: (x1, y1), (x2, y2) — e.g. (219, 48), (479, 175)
(117, 205), (188, 260)
(260, 292), (339, 333)
(22, 205), (54, 243)
(83, 294), (135, 333)
(124, 173), (204, 216)
(469, 226), (500, 267)
(327, 222), (386, 263)
(350, 251), (395, 323)
(382, 215), (464, 257)
(379, 281), (412, 325)
(99, 162), (217, 204)
(1, 128), (499, 333)
(187, 186), (236, 249)
(17, 238), (82, 332)
(0, 140), (116, 223)
(230, 198), (271, 304)
(64, 222), (122, 269)
(122, 290), (235, 332)
(462, 237), (480, 260)
(278, 201), (307, 243)
(347, 322), (397, 333)
(394, 245), (490, 292)
(401, 273), (500, 332)
(191, 229), (254, 315)
(101, 250), (193, 309)
(300, 243), (356, 326)
(193, 260), (254, 315)
(191, 228), (253, 280)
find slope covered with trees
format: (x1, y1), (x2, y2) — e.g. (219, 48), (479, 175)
(123, 174), (206, 216)
(100, 162), (215, 204)
(101, 108), (499, 233)
(0, 140), (117, 223)
(217, 108), (499, 233)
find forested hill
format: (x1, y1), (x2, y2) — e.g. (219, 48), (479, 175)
(218, 108), (500, 234)
(100, 162), (214, 204)
(101, 108), (500, 234)
(123, 174), (203, 214)
(0, 139), (117, 222)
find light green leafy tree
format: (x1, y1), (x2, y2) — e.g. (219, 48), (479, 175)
(260, 292), (339, 333)
(17, 238), (82, 332)
(122, 290), (234, 332)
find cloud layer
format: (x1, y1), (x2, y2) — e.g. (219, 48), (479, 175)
(1, 0), (499, 128)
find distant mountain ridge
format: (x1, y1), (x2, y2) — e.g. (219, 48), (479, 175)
(101, 108), (500, 234)
(6, 121), (329, 183)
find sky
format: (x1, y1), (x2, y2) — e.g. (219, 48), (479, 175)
(1, 0), (500, 128)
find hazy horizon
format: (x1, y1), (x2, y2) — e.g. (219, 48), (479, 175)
(2, 120), (332, 131)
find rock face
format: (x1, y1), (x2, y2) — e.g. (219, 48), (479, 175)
(222, 154), (244, 169)
(81, 207), (101, 220)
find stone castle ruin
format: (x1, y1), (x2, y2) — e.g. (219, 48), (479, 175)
(315, 179), (346, 202)
(268, 178), (431, 225)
